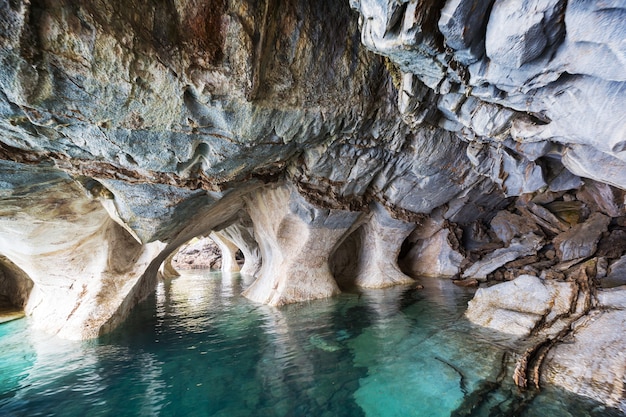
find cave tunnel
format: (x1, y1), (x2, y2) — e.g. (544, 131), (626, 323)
(0, 256), (34, 318)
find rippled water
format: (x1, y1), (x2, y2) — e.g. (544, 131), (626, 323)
(0, 271), (622, 417)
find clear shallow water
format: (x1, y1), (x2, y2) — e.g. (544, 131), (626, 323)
(0, 271), (623, 417)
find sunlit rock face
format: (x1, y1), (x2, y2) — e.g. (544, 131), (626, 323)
(0, 6), (625, 411)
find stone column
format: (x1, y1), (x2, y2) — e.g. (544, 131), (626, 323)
(158, 251), (181, 279)
(217, 220), (262, 277)
(332, 203), (415, 288)
(242, 184), (360, 306)
(353, 203), (416, 288)
(210, 231), (241, 273)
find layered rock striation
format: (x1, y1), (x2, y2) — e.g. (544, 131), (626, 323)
(0, 0), (625, 409)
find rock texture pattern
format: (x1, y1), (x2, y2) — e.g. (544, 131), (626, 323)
(0, 0), (625, 409)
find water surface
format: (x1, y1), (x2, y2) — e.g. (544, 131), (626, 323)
(0, 271), (622, 416)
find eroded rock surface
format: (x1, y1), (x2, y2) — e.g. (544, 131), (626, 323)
(242, 183), (360, 306)
(543, 290), (626, 413)
(466, 275), (576, 337)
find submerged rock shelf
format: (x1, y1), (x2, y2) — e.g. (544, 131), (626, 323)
(0, 0), (625, 411)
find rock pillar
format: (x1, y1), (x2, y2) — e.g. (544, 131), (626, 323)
(210, 231), (241, 273)
(0, 172), (164, 339)
(334, 203), (415, 288)
(217, 220), (262, 277)
(242, 184), (360, 306)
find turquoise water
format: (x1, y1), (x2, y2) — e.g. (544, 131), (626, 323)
(0, 271), (622, 417)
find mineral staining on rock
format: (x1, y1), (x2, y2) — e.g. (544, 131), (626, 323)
(0, 0), (625, 410)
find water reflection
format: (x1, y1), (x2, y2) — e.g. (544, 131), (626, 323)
(0, 271), (623, 417)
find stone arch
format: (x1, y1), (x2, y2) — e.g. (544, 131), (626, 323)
(162, 211), (262, 277)
(215, 219), (262, 278)
(101, 186), (257, 335)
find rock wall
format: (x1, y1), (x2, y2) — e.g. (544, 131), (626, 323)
(0, 0), (625, 408)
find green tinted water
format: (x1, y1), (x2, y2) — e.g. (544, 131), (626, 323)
(0, 271), (622, 416)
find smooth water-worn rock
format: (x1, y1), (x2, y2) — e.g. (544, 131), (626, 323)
(466, 275), (576, 336)
(332, 202), (415, 288)
(1, 0), (626, 412)
(401, 225), (464, 278)
(242, 183), (360, 306)
(216, 220), (262, 277)
(209, 231), (241, 273)
(543, 287), (626, 413)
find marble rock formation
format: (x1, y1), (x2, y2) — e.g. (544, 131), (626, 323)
(466, 274), (577, 337)
(242, 183), (361, 306)
(215, 218), (262, 277)
(542, 287), (626, 412)
(0, 0), (625, 408)
(332, 202), (415, 288)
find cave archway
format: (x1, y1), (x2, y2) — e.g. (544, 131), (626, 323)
(0, 255), (34, 314)
(162, 217), (261, 279)
(330, 224), (364, 290)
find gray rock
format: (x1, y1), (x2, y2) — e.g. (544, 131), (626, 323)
(490, 210), (541, 244)
(466, 274), (576, 336)
(563, 0), (626, 82)
(543, 307), (626, 413)
(439, 0), (493, 59)
(99, 179), (218, 243)
(562, 144), (626, 190)
(553, 212), (610, 261)
(462, 234), (544, 280)
(602, 256), (626, 288)
(485, 0), (565, 68)
(576, 180), (626, 218)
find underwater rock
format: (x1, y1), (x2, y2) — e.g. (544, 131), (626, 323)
(309, 334), (342, 352)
